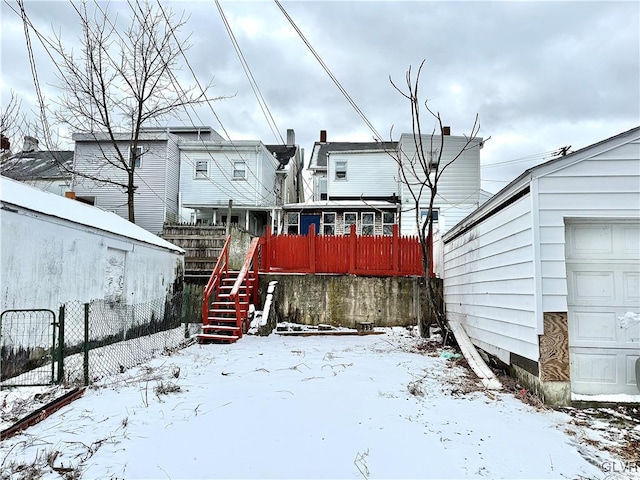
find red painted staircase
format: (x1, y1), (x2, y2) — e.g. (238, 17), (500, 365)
(198, 236), (260, 345)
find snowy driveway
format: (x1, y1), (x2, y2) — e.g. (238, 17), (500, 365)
(1, 328), (636, 479)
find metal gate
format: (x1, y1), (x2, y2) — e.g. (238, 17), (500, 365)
(0, 309), (60, 387)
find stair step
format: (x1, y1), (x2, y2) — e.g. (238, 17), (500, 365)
(213, 301), (249, 307)
(197, 333), (239, 344)
(207, 316), (239, 323)
(202, 324), (240, 332)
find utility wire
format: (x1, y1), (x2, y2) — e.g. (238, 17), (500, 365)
(215, 0), (284, 145)
(273, 0), (383, 143)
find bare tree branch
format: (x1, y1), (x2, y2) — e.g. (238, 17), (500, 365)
(388, 59), (481, 341)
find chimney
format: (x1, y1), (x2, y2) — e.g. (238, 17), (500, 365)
(320, 130), (327, 142)
(442, 126), (451, 136)
(286, 129), (295, 146)
(22, 135), (39, 152)
(64, 191), (77, 200)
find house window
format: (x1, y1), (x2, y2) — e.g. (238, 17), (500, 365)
(195, 160), (208, 179)
(383, 212), (395, 235)
(335, 160), (347, 180)
(233, 161), (247, 180)
(287, 212), (299, 234)
(129, 146), (143, 168)
(429, 149), (439, 169)
(323, 212), (336, 235)
(319, 177), (327, 201)
(344, 212), (357, 234)
(420, 208), (439, 225)
(361, 212), (374, 235)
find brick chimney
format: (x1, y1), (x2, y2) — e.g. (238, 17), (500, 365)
(286, 129), (295, 146)
(442, 126), (451, 136)
(320, 130), (327, 142)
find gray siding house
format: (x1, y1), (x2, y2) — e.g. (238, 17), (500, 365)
(72, 127), (221, 234)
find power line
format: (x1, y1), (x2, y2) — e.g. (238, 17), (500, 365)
(273, 0), (383, 143)
(215, 0), (284, 145)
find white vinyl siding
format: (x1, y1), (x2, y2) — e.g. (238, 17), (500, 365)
(180, 143), (276, 208)
(327, 151), (398, 199)
(398, 134), (481, 236)
(536, 140), (640, 314)
(444, 194), (538, 363)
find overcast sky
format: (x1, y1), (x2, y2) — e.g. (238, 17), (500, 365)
(1, 1), (639, 193)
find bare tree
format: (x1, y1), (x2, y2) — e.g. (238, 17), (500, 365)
(390, 60), (481, 339)
(1, 91), (26, 158)
(36, 0), (214, 222)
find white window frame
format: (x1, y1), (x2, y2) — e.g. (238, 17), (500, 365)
(343, 212), (357, 234)
(233, 161), (247, 180)
(129, 146), (143, 168)
(287, 212), (300, 235)
(335, 160), (347, 180)
(319, 177), (328, 200)
(382, 211), (395, 235)
(195, 160), (208, 179)
(322, 212), (336, 235)
(361, 212), (375, 236)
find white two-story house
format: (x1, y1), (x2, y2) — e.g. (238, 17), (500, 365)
(284, 130), (399, 235)
(178, 129), (303, 236)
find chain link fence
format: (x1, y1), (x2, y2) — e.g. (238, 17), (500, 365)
(1, 287), (203, 388)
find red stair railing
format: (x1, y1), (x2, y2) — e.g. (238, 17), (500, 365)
(202, 235), (231, 324)
(229, 237), (260, 335)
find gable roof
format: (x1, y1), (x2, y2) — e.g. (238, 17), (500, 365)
(309, 141), (397, 169)
(1, 175), (184, 254)
(1, 150), (73, 181)
(444, 125), (640, 241)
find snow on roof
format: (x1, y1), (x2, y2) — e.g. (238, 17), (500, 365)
(1, 176), (184, 254)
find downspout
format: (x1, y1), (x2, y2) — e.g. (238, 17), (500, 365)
(163, 128), (169, 224)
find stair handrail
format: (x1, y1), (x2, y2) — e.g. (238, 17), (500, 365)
(202, 235), (231, 323)
(230, 237), (260, 332)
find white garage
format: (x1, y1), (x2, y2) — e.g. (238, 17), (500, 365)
(443, 126), (640, 404)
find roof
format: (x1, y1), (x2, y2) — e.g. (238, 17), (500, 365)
(309, 141), (398, 169)
(444, 125), (640, 241)
(72, 126), (224, 142)
(283, 199), (397, 210)
(1, 175), (184, 254)
(1, 151), (73, 181)
(266, 145), (297, 168)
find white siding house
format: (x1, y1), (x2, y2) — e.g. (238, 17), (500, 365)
(442, 126), (640, 404)
(398, 132), (484, 236)
(327, 150), (399, 200)
(1, 176), (184, 312)
(179, 141), (280, 235)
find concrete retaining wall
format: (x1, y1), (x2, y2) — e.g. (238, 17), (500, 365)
(259, 274), (422, 328)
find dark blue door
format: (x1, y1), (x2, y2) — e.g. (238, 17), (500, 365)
(300, 214), (320, 235)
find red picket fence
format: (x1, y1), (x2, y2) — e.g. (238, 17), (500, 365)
(260, 224), (424, 277)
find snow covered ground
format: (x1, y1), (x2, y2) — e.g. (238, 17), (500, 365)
(1, 327), (639, 479)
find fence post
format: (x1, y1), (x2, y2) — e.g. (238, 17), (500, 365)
(183, 286), (190, 339)
(392, 224), (399, 274)
(83, 303), (90, 386)
(349, 223), (357, 274)
(57, 305), (65, 384)
(265, 226), (271, 272)
(308, 223), (316, 274)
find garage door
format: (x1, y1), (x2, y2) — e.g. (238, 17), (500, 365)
(566, 220), (640, 396)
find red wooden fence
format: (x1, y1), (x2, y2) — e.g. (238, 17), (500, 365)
(260, 224), (424, 277)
